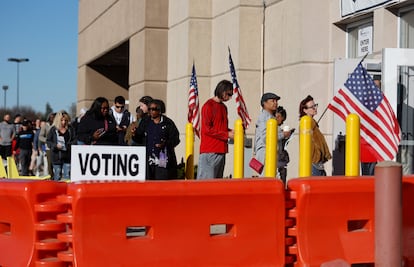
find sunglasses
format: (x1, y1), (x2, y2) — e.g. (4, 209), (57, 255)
(306, 103), (318, 109)
(115, 105), (125, 110)
(227, 92), (233, 97)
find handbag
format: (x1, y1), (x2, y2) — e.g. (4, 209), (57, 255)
(249, 157), (264, 174)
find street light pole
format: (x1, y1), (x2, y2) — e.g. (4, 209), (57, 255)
(8, 58), (29, 109)
(2, 85), (8, 109)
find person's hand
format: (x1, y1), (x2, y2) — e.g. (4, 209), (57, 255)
(130, 126), (136, 135)
(155, 140), (166, 148)
(93, 128), (105, 140)
(228, 129), (235, 139)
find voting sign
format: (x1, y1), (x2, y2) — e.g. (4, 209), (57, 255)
(71, 145), (146, 182)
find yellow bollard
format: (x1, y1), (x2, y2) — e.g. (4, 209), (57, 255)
(233, 119), (244, 178)
(345, 114), (360, 176)
(185, 123), (195, 179)
(264, 118), (277, 177)
(299, 115), (312, 177)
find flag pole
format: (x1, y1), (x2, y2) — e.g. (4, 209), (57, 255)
(317, 105), (329, 124)
(260, 0), (266, 97)
(318, 53), (369, 124)
(359, 52), (369, 65)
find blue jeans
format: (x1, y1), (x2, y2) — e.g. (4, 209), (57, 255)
(312, 163), (327, 176)
(53, 163), (70, 181)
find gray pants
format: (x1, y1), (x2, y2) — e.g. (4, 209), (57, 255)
(197, 153), (225, 179)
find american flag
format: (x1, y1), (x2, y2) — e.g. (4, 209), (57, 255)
(229, 49), (251, 129)
(328, 62), (401, 161)
(188, 63), (200, 137)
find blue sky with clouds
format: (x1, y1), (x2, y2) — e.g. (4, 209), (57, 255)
(0, 1), (78, 113)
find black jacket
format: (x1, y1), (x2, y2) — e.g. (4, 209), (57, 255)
(77, 113), (118, 145)
(133, 115), (180, 168)
(46, 126), (76, 164)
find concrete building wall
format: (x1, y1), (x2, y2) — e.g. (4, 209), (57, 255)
(78, 0), (412, 179)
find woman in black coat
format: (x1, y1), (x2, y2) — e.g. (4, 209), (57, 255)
(77, 97), (118, 145)
(132, 99), (180, 180)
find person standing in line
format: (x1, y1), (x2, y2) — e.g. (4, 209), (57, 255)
(132, 99), (180, 179)
(299, 95), (332, 176)
(110, 96), (134, 145)
(197, 80), (235, 179)
(14, 119), (34, 176)
(39, 112), (56, 176)
(253, 93), (280, 175)
(47, 112), (75, 181)
(71, 107), (87, 145)
(29, 118), (41, 176)
(133, 96), (153, 146)
(13, 114), (22, 134)
(77, 97), (118, 145)
(0, 113), (16, 162)
(12, 114), (23, 166)
(275, 106), (293, 184)
(125, 107), (144, 146)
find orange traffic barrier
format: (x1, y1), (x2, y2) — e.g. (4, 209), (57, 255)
(286, 176), (375, 266)
(57, 179), (286, 266)
(403, 176), (414, 266)
(0, 180), (68, 267)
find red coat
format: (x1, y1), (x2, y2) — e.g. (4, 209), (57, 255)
(200, 98), (229, 154)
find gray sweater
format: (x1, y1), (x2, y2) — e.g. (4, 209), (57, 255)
(0, 121), (15, 146)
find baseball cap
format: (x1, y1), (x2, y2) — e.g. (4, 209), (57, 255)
(260, 92), (280, 106)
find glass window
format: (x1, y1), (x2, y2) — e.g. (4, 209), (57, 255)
(400, 8), (414, 48)
(347, 20), (373, 58)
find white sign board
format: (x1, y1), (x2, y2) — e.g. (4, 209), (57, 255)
(70, 145), (146, 182)
(341, 0), (396, 17)
(358, 25), (372, 57)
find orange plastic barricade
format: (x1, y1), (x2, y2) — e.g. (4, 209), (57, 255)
(0, 180), (68, 267)
(286, 176), (375, 266)
(58, 179), (286, 266)
(403, 176), (414, 266)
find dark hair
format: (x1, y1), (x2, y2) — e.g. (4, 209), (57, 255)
(47, 112), (56, 123)
(22, 119), (31, 127)
(299, 95), (314, 118)
(277, 106), (287, 120)
(214, 80), (233, 99)
(139, 96), (153, 106)
(135, 106), (144, 114)
(149, 99), (166, 114)
(88, 97), (109, 118)
(114, 96), (125, 105)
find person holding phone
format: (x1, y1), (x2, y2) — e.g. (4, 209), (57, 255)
(46, 111), (75, 181)
(77, 97), (118, 145)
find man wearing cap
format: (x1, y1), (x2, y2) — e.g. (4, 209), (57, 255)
(253, 92), (280, 175)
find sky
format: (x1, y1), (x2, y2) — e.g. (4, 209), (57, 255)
(0, 1), (78, 113)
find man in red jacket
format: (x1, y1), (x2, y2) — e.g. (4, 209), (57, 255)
(197, 80), (235, 179)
